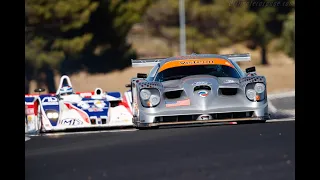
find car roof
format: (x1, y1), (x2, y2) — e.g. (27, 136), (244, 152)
(158, 54), (230, 65)
(157, 54), (235, 73)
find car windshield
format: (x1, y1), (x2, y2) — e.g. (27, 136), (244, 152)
(60, 92), (73, 96)
(154, 65), (241, 82)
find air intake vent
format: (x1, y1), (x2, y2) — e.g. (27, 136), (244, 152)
(165, 90), (183, 99)
(94, 88), (103, 95)
(110, 101), (119, 107)
(194, 85), (211, 91)
(220, 88), (238, 95)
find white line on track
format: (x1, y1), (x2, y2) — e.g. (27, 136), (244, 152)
(25, 137), (31, 141)
(277, 110), (295, 116)
(267, 118), (295, 123)
(268, 100), (278, 113)
(268, 90), (295, 100)
(29, 128), (138, 137)
(267, 90), (295, 114)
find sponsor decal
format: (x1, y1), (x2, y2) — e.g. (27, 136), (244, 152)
(79, 92), (93, 97)
(25, 108), (34, 115)
(88, 107), (104, 112)
(42, 97), (59, 105)
(77, 101), (90, 110)
(94, 100), (106, 108)
(113, 119), (129, 123)
(64, 103), (90, 123)
(81, 100), (96, 103)
(165, 99), (191, 108)
(61, 119), (83, 126)
(192, 81), (212, 86)
(198, 90), (209, 97)
(27, 115), (33, 122)
(81, 100), (107, 104)
(223, 79), (237, 84)
(25, 94), (41, 97)
(179, 60), (214, 65)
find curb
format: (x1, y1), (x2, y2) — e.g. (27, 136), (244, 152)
(268, 90), (295, 100)
(268, 90), (295, 118)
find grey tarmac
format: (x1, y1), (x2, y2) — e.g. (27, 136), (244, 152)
(25, 121), (295, 180)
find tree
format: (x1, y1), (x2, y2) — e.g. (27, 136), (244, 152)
(77, 0), (153, 73)
(143, 0), (258, 55)
(25, 0), (152, 93)
(25, 0), (98, 93)
(247, 0), (294, 65)
(279, 10), (295, 59)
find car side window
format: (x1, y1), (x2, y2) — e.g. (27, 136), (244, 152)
(230, 60), (245, 77)
(146, 64), (159, 81)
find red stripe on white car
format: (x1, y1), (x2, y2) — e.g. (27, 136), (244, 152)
(76, 92), (94, 98)
(25, 93), (56, 97)
(25, 100), (39, 116)
(64, 103), (90, 123)
(25, 104), (34, 115)
(121, 94), (132, 115)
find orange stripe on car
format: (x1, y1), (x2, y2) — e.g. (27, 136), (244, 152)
(158, 58), (234, 72)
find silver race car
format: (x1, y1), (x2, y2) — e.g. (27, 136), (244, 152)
(126, 53), (270, 129)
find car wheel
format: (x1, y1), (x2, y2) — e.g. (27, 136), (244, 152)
(238, 120), (266, 124)
(137, 126), (159, 130)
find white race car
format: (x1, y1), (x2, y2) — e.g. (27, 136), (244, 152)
(25, 75), (133, 133)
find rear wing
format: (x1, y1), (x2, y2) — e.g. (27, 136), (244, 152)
(220, 53), (251, 62)
(131, 53), (251, 67)
(131, 58), (167, 67)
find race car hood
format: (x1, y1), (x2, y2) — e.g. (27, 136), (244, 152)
(161, 75), (240, 91)
(159, 75), (243, 110)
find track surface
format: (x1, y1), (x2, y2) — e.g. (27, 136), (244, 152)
(26, 121), (295, 180)
(270, 96), (295, 110)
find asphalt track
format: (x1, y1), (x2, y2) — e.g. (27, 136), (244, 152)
(25, 121), (295, 180)
(270, 97), (295, 111)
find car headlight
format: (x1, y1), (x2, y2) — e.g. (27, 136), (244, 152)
(150, 94), (160, 106)
(46, 110), (59, 120)
(140, 89), (151, 100)
(245, 83), (266, 102)
(139, 88), (161, 107)
(246, 89), (256, 100)
(254, 83), (265, 93)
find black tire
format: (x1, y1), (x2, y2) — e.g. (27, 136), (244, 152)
(136, 126), (159, 130)
(37, 105), (44, 133)
(237, 120), (266, 124)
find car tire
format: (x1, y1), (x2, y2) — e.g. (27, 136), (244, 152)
(238, 120), (266, 124)
(136, 126), (159, 130)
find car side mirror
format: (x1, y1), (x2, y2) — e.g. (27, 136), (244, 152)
(137, 73), (147, 78)
(125, 84), (132, 88)
(34, 88), (45, 93)
(245, 66), (256, 73)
